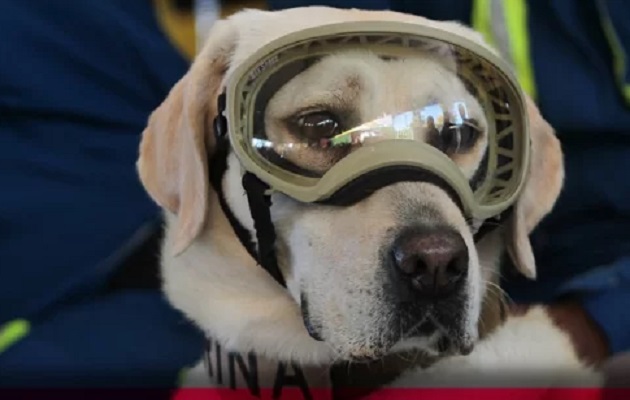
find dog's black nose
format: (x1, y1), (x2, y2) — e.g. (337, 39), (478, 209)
(391, 228), (468, 297)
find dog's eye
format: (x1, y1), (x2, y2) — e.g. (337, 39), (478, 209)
(294, 112), (341, 140)
(429, 118), (482, 154)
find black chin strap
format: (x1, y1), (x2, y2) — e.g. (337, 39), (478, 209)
(241, 173), (286, 286)
(473, 208), (513, 243)
(210, 93), (286, 288)
(209, 92), (509, 288)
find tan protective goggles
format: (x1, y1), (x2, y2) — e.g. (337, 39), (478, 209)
(224, 21), (531, 221)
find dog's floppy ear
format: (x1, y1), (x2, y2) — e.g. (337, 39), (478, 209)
(506, 96), (564, 279)
(137, 20), (237, 255)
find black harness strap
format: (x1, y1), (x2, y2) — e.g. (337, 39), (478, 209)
(209, 113), (257, 263)
(210, 93), (286, 288)
(241, 173), (286, 286)
(473, 207), (513, 243)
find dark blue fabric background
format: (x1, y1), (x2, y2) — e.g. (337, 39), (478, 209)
(0, 0), (204, 386)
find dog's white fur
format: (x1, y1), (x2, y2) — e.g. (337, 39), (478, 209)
(137, 6), (601, 387)
(394, 306), (602, 387)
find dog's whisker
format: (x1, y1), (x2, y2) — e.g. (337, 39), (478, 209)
(395, 351), (416, 364)
(400, 313), (430, 341)
(483, 279), (513, 304)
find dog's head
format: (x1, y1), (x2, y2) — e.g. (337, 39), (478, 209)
(137, 7), (564, 364)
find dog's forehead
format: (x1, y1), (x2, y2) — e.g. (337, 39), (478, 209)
(221, 6), (491, 84)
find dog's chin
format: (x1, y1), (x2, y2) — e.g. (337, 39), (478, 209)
(301, 311), (476, 364)
(398, 311), (477, 356)
(390, 331), (476, 359)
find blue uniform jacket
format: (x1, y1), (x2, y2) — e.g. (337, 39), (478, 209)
(268, 0), (630, 355)
(0, 0), (204, 387)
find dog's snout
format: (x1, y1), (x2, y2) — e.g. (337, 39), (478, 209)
(391, 228), (468, 297)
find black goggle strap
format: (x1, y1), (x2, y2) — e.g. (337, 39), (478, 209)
(472, 209), (512, 243)
(211, 92), (286, 288)
(315, 163), (513, 243)
(242, 172), (286, 287)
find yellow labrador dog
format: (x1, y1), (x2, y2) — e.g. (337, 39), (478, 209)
(137, 6), (601, 391)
